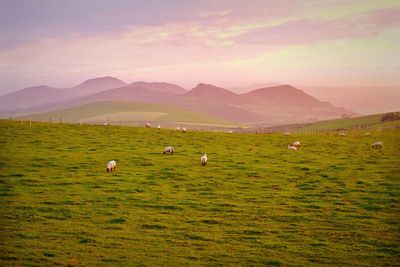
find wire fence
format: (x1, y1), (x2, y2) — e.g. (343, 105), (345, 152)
(7, 115), (400, 135)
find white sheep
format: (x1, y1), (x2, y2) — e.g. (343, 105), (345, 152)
(201, 153), (207, 166)
(106, 160), (116, 172)
(284, 132), (291, 136)
(175, 126), (181, 131)
(158, 125), (161, 130)
(163, 146), (174, 155)
(288, 145), (298, 150)
(292, 141), (301, 148)
(340, 132), (346, 136)
(371, 141), (383, 149)
(145, 123), (151, 128)
(365, 133), (371, 136)
(182, 127), (187, 133)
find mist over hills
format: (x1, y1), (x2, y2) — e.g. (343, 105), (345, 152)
(0, 77), (127, 110)
(303, 86), (400, 115)
(0, 77), (354, 126)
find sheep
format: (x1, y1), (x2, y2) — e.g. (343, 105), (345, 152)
(371, 141), (383, 149)
(175, 126), (181, 131)
(340, 132), (346, 137)
(145, 123), (151, 128)
(158, 125), (161, 130)
(288, 144), (297, 150)
(163, 146), (174, 155)
(284, 132), (291, 136)
(182, 127), (187, 133)
(292, 141), (301, 148)
(106, 160), (116, 172)
(201, 153), (207, 166)
(365, 133), (371, 136)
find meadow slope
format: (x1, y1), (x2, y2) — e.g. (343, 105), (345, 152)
(25, 101), (239, 129)
(0, 120), (399, 266)
(297, 113), (400, 131)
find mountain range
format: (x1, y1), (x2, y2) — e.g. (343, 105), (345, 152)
(0, 77), (353, 126)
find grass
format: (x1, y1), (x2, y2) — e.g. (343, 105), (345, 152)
(0, 120), (399, 265)
(25, 101), (239, 128)
(298, 112), (400, 131)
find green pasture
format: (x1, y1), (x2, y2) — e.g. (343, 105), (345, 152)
(25, 101), (238, 128)
(298, 113), (400, 131)
(0, 120), (399, 266)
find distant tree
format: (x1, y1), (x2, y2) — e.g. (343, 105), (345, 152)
(381, 112), (400, 122)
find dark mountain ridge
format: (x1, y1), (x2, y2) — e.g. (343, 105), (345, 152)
(0, 78), (354, 125)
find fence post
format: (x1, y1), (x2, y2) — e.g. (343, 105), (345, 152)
(29, 116), (32, 127)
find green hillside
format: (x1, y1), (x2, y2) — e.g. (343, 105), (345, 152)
(0, 120), (399, 265)
(298, 112), (400, 131)
(26, 101), (240, 128)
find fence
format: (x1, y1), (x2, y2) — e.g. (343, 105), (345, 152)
(6, 116), (399, 134)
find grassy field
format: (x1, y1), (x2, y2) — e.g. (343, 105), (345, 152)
(297, 113), (400, 131)
(0, 120), (399, 266)
(25, 101), (239, 129)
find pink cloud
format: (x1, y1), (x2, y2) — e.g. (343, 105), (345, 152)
(235, 7), (400, 46)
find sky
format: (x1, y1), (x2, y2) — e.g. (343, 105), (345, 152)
(0, 0), (399, 94)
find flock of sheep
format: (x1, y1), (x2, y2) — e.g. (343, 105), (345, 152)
(146, 123), (187, 133)
(106, 147), (207, 172)
(106, 127), (383, 172)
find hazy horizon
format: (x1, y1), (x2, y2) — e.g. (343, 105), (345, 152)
(0, 0), (399, 96)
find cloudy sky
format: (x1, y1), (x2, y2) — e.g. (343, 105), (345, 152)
(0, 0), (399, 93)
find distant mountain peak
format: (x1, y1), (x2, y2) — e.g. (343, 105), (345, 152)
(194, 83), (220, 89)
(187, 83), (238, 97)
(241, 84), (325, 108)
(75, 76), (126, 88)
(4, 85), (55, 96)
(129, 81), (186, 94)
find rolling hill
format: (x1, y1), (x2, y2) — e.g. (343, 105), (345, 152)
(1, 81), (187, 117)
(297, 112), (400, 131)
(259, 111), (400, 133)
(27, 101), (239, 129)
(0, 77), (127, 111)
(167, 83), (263, 122)
(2, 77), (354, 126)
(166, 84), (352, 125)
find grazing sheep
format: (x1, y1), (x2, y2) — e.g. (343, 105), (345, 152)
(145, 123), (151, 128)
(284, 132), (291, 136)
(158, 125), (161, 130)
(163, 146), (174, 155)
(371, 141), (383, 149)
(201, 153), (207, 166)
(288, 145), (298, 150)
(182, 127), (187, 133)
(292, 141), (301, 148)
(365, 133), (371, 136)
(175, 126), (181, 131)
(106, 160), (116, 172)
(340, 132), (346, 136)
